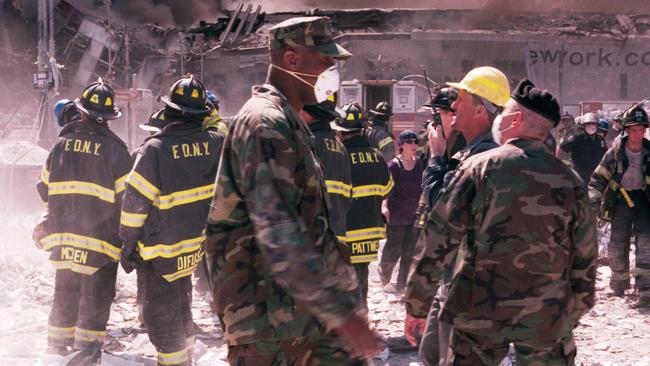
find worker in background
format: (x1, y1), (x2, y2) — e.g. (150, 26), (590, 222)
(598, 119), (613, 146)
(301, 93), (354, 247)
(333, 102), (393, 310)
(405, 66), (510, 366)
(35, 79), (131, 365)
(119, 75), (224, 366)
(138, 109), (166, 136)
(195, 91), (228, 295)
(378, 130), (423, 293)
(413, 88), (465, 233)
(557, 112), (607, 186)
(202, 89), (229, 136)
(205, 17), (382, 364)
(589, 105), (650, 306)
(367, 101), (396, 161)
(551, 112), (576, 145)
(53, 99), (80, 128)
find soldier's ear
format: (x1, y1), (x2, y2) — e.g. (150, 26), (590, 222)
(283, 48), (300, 71)
(510, 111), (523, 128)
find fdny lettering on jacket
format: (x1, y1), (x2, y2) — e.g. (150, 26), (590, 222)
(324, 138), (345, 154)
(63, 139), (101, 156)
(350, 151), (381, 165)
(171, 142), (211, 159)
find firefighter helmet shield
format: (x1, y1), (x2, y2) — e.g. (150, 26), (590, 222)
(74, 79), (122, 122)
(159, 75), (211, 116)
(369, 101), (392, 117)
(139, 109), (166, 132)
(331, 102), (365, 131)
(621, 106), (649, 127)
(303, 93), (339, 122)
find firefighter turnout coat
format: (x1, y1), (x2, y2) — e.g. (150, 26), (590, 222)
(36, 121), (132, 274)
(343, 134), (394, 263)
(589, 136), (650, 218)
(367, 121), (396, 162)
(309, 119), (352, 243)
(119, 121), (223, 282)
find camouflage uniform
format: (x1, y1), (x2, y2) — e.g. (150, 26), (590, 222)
(589, 137), (650, 298)
(367, 120), (396, 162)
(406, 138), (597, 365)
(410, 132), (495, 366)
(205, 82), (363, 364)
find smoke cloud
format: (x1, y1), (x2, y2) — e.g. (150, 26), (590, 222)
(111, 0), (223, 27)
(219, 0), (650, 13)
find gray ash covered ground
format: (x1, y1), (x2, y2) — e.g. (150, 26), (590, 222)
(0, 215), (649, 365)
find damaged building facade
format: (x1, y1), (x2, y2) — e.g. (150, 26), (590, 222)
(2, 2), (650, 143)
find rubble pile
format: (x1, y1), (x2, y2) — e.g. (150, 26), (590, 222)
(1, 215), (649, 365)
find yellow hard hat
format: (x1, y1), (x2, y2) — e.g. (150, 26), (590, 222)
(447, 66), (510, 107)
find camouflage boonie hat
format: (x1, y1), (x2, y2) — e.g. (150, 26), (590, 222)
(269, 16), (352, 60)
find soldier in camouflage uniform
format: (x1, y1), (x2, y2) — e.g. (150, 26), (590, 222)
(367, 101), (396, 162)
(205, 17), (382, 365)
(407, 79), (597, 365)
(589, 106), (650, 305)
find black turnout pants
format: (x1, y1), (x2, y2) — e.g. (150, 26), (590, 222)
(48, 262), (118, 351)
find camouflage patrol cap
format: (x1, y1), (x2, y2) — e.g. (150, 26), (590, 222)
(269, 16), (352, 60)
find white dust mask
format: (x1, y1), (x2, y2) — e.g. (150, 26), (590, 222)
(492, 114), (515, 145)
(272, 64), (340, 103)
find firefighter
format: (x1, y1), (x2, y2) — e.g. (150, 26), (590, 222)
(35, 79), (131, 364)
(202, 89), (229, 136)
(332, 102), (393, 309)
(195, 92), (227, 294)
(301, 93), (353, 246)
(133, 109), (166, 327)
(367, 101), (396, 161)
(557, 112), (607, 186)
(589, 105), (650, 305)
(119, 75), (224, 366)
(138, 108), (166, 136)
(53, 98), (80, 128)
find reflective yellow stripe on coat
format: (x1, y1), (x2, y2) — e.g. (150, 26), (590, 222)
(137, 233), (204, 260)
(378, 136), (393, 150)
(325, 180), (352, 198)
(120, 211), (148, 228)
(346, 227), (386, 242)
(115, 174), (129, 194)
(153, 184), (214, 210)
(50, 260), (98, 275)
(41, 232), (120, 260)
(352, 177), (394, 199)
(40, 166), (50, 185)
(48, 181), (115, 203)
(126, 171), (160, 201)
